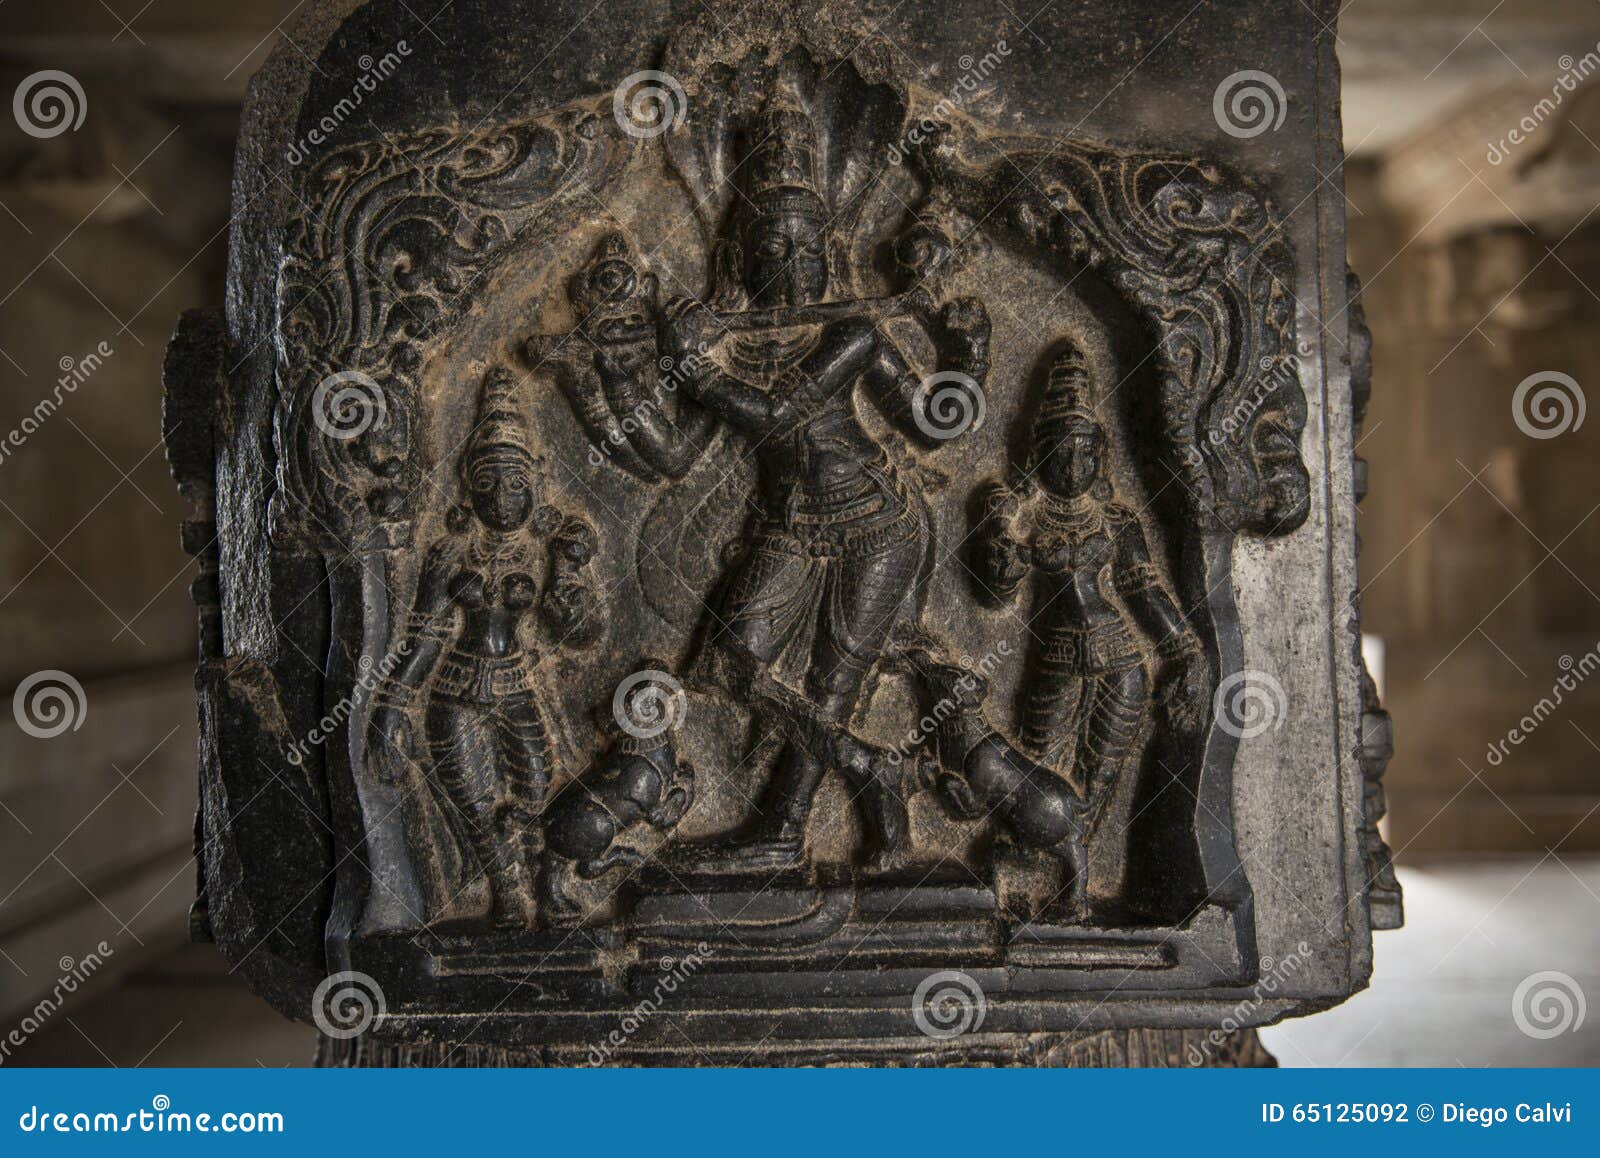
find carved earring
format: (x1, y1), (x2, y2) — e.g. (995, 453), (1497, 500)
(711, 239), (747, 309)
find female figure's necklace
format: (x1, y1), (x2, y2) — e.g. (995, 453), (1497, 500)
(1035, 491), (1106, 541)
(465, 522), (529, 583)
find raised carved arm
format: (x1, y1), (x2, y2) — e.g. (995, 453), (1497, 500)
(1112, 512), (1208, 732)
(659, 298), (786, 433)
(970, 481), (1030, 605)
(867, 298), (992, 450)
(540, 512), (601, 648)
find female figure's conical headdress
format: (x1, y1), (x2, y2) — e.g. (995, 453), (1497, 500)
(1034, 344), (1101, 445)
(461, 366), (537, 481)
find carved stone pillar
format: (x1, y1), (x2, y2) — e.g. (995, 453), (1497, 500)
(164, 0), (1395, 1066)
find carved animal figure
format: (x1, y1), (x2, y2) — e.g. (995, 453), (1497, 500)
(895, 638), (1090, 922)
(539, 706), (695, 921)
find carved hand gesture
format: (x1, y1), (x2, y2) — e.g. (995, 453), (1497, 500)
(661, 297), (718, 362)
(367, 706), (415, 786)
(553, 517), (599, 566)
(1158, 642), (1212, 736)
(929, 296), (992, 377)
(980, 533), (1029, 598)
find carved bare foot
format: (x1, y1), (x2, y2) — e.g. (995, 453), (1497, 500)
(489, 886), (540, 929)
(538, 856), (582, 925)
(1038, 893), (1093, 927)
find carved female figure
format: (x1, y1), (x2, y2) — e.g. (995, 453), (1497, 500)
(659, 93), (991, 869)
(368, 366), (599, 926)
(974, 345), (1202, 828)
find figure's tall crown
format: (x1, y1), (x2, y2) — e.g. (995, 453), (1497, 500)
(462, 366), (536, 475)
(742, 90), (824, 211)
(1034, 344), (1100, 439)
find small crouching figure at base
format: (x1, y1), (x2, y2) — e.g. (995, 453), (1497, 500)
(539, 673), (696, 923)
(894, 633), (1091, 924)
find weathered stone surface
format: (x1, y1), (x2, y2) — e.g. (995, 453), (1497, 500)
(164, 0), (1393, 1063)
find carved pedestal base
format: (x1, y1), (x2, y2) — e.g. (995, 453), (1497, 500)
(315, 1028), (1276, 1069)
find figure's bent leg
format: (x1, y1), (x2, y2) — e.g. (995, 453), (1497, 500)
(1077, 664), (1148, 833)
(687, 547), (824, 869)
(428, 699), (534, 927)
(808, 539), (926, 865)
(1021, 661), (1082, 771)
(494, 694), (550, 925)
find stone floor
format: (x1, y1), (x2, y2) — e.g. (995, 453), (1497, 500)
(1262, 858), (1599, 1067)
(7, 859), (1596, 1067)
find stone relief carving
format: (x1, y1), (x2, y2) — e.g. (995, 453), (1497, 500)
(167, 2), (1375, 1056)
